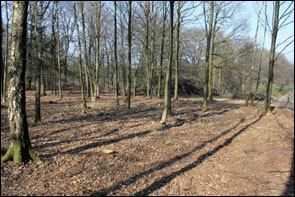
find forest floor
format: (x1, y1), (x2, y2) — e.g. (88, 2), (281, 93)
(1, 91), (294, 196)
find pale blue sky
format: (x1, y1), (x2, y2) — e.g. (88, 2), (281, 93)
(183, 1), (294, 64)
(242, 1), (294, 63)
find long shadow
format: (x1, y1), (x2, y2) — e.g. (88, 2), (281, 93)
(34, 105), (160, 127)
(31, 123), (92, 140)
(42, 129), (153, 158)
(282, 145), (294, 196)
(98, 128), (119, 138)
(34, 139), (73, 150)
(132, 114), (263, 196)
(90, 116), (252, 196)
(42, 115), (201, 159)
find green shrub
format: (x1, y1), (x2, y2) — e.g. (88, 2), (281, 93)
(253, 83), (282, 97)
(280, 83), (294, 95)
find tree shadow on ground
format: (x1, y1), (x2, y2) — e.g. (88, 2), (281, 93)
(90, 114), (262, 196)
(132, 114), (263, 196)
(282, 146), (294, 196)
(41, 115), (198, 159)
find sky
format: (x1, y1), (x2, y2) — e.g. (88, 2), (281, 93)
(183, 1), (294, 64)
(241, 1), (294, 64)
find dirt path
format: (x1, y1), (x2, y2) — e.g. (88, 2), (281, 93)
(1, 91), (294, 196)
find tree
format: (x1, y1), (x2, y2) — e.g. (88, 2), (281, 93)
(114, 1), (119, 105)
(157, 2), (167, 98)
(144, 1), (151, 98)
(160, 1), (174, 125)
(252, 2), (267, 105)
(80, 1), (94, 100)
(73, 2), (87, 112)
(2, 1), (9, 103)
(202, 1), (214, 112)
(1, 1), (40, 164)
(262, 1), (293, 114)
(245, 2), (264, 106)
(56, 1), (63, 100)
(126, 1), (132, 109)
(93, 1), (101, 102)
(174, 1), (181, 100)
(34, 1), (43, 123)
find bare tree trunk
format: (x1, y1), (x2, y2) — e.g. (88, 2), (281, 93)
(246, 2), (264, 106)
(73, 2), (87, 112)
(148, 1), (157, 99)
(218, 68), (221, 91)
(126, 1), (132, 109)
(1, 1), (40, 164)
(120, 14), (127, 97)
(208, 9), (217, 101)
(51, 9), (56, 96)
(2, 1), (9, 103)
(252, 3), (267, 105)
(93, 1), (101, 102)
(114, 1), (119, 105)
(145, 1), (151, 98)
(174, 1), (181, 100)
(202, 1), (214, 112)
(160, 1), (174, 125)
(41, 71), (46, 96)
(133, 68), (138, 96)
(157, 4), (167, 98)
(80, 1), (93, 101)
(56, 1), (63, 100)
(262, 1), (279, 114)
(34, 1), (43, 123)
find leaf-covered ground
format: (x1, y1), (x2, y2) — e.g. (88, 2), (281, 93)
(1, 91), (294, 196)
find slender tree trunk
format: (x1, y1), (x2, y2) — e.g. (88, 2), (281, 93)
(51, 10), (56, 96)
(160, 1), (174, 125)
(126, 1), (132, 109)
(73, 2), (87, 111)
(202, 1), (214, 112)
(149, 2), (157, 99)
(34, 1), (43, 123)
(133, 68), (138, 96)
(252, 4), (267, 105)
(80, 1), (93, 100)
(94, 1), (101, 102)
(1, 1), (40, 164)
(41, 71), (46, 96)
(157, 4), (167, 98)
(114, 1), (119, 105)
(120, 15), (127, 97)
(2, 1), (9, 103)
(55, 1), (63, 100)
(174, 1), (181, 100)
(145, 1), (151, 98)
(208, 10), (217, 101)
(262, 1), (279, 114)
(218, 68), (221, 91)
(246, 2), (264, 106)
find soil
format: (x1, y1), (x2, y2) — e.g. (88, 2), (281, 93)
(1, 91), (294, 196)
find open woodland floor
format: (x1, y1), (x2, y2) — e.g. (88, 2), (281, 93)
(1, 90), (294, 196)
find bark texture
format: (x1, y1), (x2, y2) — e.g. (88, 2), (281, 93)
(2, 1), (40, 164)
(160, 1), (174, 125)
(262, 1), (279, 114)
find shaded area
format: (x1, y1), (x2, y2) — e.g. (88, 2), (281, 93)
(90, 116), (253, 196)
(132, 115), (262, 196)
(282, 146), (294, 196)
